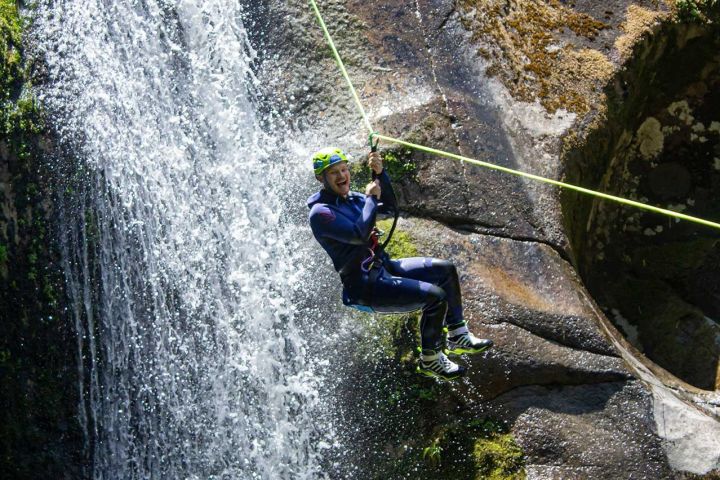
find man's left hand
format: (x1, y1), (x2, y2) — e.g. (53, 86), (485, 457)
(368, 151), (383, 175)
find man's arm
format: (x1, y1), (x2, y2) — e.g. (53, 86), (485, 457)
(368, 151), (397, 212)
(309, 197), (378, 245)
(376, 169), (396, 212)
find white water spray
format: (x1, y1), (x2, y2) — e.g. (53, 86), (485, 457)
(31, 1), (333, 478)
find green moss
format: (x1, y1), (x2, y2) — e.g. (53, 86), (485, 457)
(377, 218), (418, 259)
(458, 0), (610, 114)
(0, 0), (22, 92)
(403, 415), (525, 479)
(675, 0), (720, 23)
(382, 148), (416, 180)
(358, 312), (417, 360)
(473, 433), (526, 480)
(42, 278), (57, 306)
(349, 147), (417, 192)
(0, 243), (7, 264)
(348, 298), (527, 479)
(422, 437), (443, 467)
(0, 0), (44, 160)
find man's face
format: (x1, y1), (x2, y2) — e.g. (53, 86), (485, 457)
(318, 161), (351, 197)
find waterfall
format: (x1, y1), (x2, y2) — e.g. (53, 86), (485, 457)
(31, 1), (334, 478)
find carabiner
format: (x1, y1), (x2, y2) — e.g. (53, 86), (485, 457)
(368, 132), (380, 153)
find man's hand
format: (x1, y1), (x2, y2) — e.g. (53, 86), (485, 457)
(368, 151), (383, 175)
(365, 179), (381, 199)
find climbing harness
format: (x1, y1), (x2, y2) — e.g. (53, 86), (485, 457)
(307, 0), (720, 231)
(360, 226), (381, 273)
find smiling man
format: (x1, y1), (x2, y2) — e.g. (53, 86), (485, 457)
(307, 147), (493, 380)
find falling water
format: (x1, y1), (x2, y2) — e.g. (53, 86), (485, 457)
(31, 1), (334, 478)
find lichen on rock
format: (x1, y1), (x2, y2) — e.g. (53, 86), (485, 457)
(636, 116), (664, 159)
(614, 5), (667, 61)
(458, 0), (614, 114)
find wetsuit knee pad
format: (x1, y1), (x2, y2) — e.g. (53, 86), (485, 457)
(431, 258), (457, 275)
(422, 284), (447, 306)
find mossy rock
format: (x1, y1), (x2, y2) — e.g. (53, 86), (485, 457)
(348, 281), (527, 479)
(674, 0), (720, 24)
(376, 218), (418, 259)
(356, 311), (420, 363)
(474, 433), (526, 480)
(349, 146), (417, 192)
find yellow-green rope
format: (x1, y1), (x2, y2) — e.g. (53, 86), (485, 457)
(308, 0), (720, 231)
(375, 135), (720, 229)
(308, 0), (373, 133)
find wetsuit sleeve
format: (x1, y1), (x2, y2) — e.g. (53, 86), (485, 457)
(310, 196), (378, 245)
(377, 169), (397, 213)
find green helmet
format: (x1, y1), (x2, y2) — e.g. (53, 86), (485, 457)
(312, 147), (348, 175)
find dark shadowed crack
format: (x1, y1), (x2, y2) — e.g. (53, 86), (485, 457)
(449, 221), (573, 263)
(435, 5), (456, 32)
(490, 378), (634, 404)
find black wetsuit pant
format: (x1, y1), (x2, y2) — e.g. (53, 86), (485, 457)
(342, 257), (464, 352)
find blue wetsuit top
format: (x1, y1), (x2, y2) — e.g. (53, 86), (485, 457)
(307, 169), (395, 275)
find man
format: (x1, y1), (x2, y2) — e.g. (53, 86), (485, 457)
(307, 147), (493, 380)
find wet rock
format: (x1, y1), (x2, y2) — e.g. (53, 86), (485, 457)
(496, 381), (673, 479)
(569, 43), (720, 391)
(0, 4), (83, 478)
(261, 0), (720, 476)
(403, 216), (617, 356)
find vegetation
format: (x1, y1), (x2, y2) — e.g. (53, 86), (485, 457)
(422, 437), (443, 467)
(350, 147), (417, 191)
(473, 420), (527, 480)
(0, 0), (41, 153)
(458, 0), (611, 114)
(675, 0), (719, 23)
(376, 218), (418, 259)
(351, 284), (526, 479)
(0, 2), (82, 478)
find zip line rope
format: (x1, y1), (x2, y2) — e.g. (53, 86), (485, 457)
(309, 0), (373, 133)
(307, 0), (720, 231)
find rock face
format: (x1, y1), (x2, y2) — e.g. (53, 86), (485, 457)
(260, 0), (720, 477)
(6, 0), (720, 478)
(0, 4), (83, 478)
(406, 216), (672, 477)
(577, 71), (720, 390)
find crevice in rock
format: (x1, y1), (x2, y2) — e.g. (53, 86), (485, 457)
(562, 18), (720, 391)
(435, 5), (456, 32)
(496, 316), (621, 358)
(488, 378), (633, 403)
(446, 220), (574, 264)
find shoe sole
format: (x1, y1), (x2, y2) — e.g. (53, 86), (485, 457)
(416, 366), (465, 381)
(444, 344), (493, 356)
